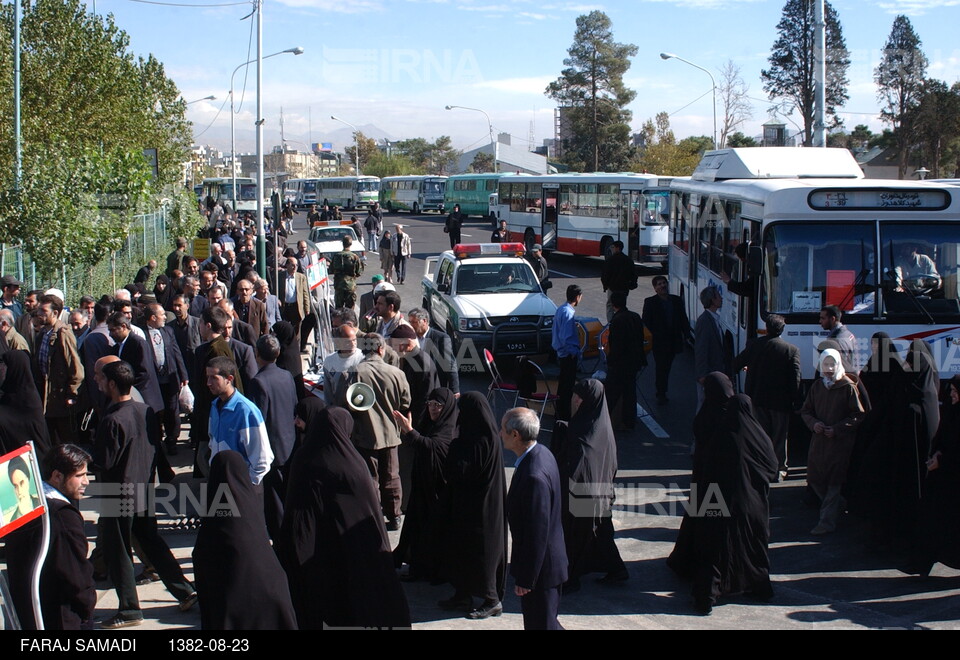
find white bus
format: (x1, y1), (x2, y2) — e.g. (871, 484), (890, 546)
(379, 175), (448, 214)
(670, 147), (960, 380)
(492, 173), (673, 267)
(201, 177), (261, 213)
(284, 176), (380, 210)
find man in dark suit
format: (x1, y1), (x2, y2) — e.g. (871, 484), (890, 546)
(170, 293), (202, 382)
(606, 291), (647, 431)
(693, 285), (728, 408)
(407, 307), (460, 396)
(218, 299), (256, 347)
(143, 303), (189, 455)
(107, 312), (163, 417)
(642, 275), (690, 405)
(247, 334), (298, 541)
(500, 407), (567, 630)
(733, 313), (801, 482)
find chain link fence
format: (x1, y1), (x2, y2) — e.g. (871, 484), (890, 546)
(0, 206), (169, 305)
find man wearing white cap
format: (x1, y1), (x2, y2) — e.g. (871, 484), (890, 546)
(390, 224), (413, 285)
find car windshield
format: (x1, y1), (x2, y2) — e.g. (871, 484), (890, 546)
(310, 227), (357, 243)
(455, 262), (540, 295)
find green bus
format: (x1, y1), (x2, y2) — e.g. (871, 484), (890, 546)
(443, 173), (506, 222)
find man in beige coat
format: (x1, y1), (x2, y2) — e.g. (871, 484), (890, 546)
(32, 294), (84, 446)
(352, 332), (411, 530)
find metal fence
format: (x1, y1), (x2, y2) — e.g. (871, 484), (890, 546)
(0, 206), (169, 305)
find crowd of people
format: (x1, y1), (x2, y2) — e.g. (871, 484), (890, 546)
(2, 204), (958, 630)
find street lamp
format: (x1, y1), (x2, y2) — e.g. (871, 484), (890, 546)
(186, 95), (216, 105)
(915, 167), (930, 181)
(660, 52), (717, 150)
(331, 115), (361, 176)
(229, 47), (303, 216)
(446, 105), (497, 173)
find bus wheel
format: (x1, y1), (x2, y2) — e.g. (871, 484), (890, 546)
(413, 202), (420, 215)
(524, 229), (536, 252)
(600, 236), (613, 258)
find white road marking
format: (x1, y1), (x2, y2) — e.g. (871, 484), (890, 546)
(548, 269), (578, 278)
(637, 403), (669, 438)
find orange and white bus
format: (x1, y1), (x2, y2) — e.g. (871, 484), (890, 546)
(491, 173), (673, 267)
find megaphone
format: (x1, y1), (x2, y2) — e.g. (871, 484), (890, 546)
(345, 382), (376, 412)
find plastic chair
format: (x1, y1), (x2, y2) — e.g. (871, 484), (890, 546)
(515, 356), (559, 427)
(483, 348), (518, 411)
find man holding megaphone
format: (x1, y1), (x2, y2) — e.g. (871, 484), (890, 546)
(348, 332), (412, 532)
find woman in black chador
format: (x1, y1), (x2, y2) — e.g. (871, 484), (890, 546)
(847, 332), (904, 531)
(553, 378), (628, 592)
(193, 451), (297, 630)
(437, 392), (507, 619)
(278, 406), (410, 629)
(0, 349), (50, 457)
(392, 387), (458, 582)
(691, 384), (778, 614)
(667, 372), (734, 579)
(902, 375), (960, 576)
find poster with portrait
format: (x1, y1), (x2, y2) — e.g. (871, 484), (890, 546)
(0, 445), (45, 538)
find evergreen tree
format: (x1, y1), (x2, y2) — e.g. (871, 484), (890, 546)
(875, 15), (928, 178)
(545, 10), (637, 171)
(761, 0), (850, 146)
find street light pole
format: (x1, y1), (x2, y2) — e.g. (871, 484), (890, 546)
(186, 95), (216, 105)
(660, 52), (717, 149)
(446, 105), (497, 172)
(228, 45), (303, 241)
(331, 115), (361, 176)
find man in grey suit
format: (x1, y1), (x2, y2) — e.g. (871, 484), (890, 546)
(694, 285), (728, 408)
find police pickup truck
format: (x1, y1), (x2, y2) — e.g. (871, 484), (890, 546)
(421, 243), (557, 364)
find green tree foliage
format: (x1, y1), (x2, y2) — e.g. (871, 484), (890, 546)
(633, 113), (704, 175)
(469, 152), (495, 173)
(391, 136), (461, 174)
(875, 15), (928, 178)
(545, 10), (637, 171)
(827, 124), (874, 155)
(761, 0), (850, 146)
(343, 132), (379, 174)
(0, 0), (189, 279)
(727, 132), (759, 147)
(910, 80), (960, 178)
(362, 152), (419, 178)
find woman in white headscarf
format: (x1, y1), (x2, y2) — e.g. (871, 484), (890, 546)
(800, 348), (866, 535)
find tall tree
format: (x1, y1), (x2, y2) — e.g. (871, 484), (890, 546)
(468, 152), (495, 173)
(633, 113), (704, 176)
(545, 10), (637, 171)
(718, 60), (753, 148)
(0, 0), (188, 279)
(761, 0), (850, 147)
(343, 132), (378, 174)
(875, 15), (928, 178)
(911, 80), (960, 178)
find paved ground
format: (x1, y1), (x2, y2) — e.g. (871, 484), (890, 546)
(5, 209), (960, 631)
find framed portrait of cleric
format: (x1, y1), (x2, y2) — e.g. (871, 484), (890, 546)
(0, 445), (45, 538)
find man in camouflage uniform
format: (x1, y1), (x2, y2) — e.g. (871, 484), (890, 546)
(329, 235), (363, 310)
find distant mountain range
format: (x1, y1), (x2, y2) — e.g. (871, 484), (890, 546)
(194, 123), (395, 155)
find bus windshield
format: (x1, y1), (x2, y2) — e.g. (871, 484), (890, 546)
(239, 184), (258, 201)
(424, 179), (445, 195)
(643, 191), (670, 225)
(763, 223), (877, 316)
(303, 181), (317, 193)
(879, 223), (960, 317)
(356, 180), (379, 192)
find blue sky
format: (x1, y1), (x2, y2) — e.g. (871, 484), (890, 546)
(91, 0), (960, 155)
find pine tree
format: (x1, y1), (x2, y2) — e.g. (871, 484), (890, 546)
(761, 0), (850, 146)
(875, 15), (928, 178)
(545, 11), (637, 171)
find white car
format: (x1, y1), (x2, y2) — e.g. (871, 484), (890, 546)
(421, 243), (557, 366)
(308, 224), (366, 263)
